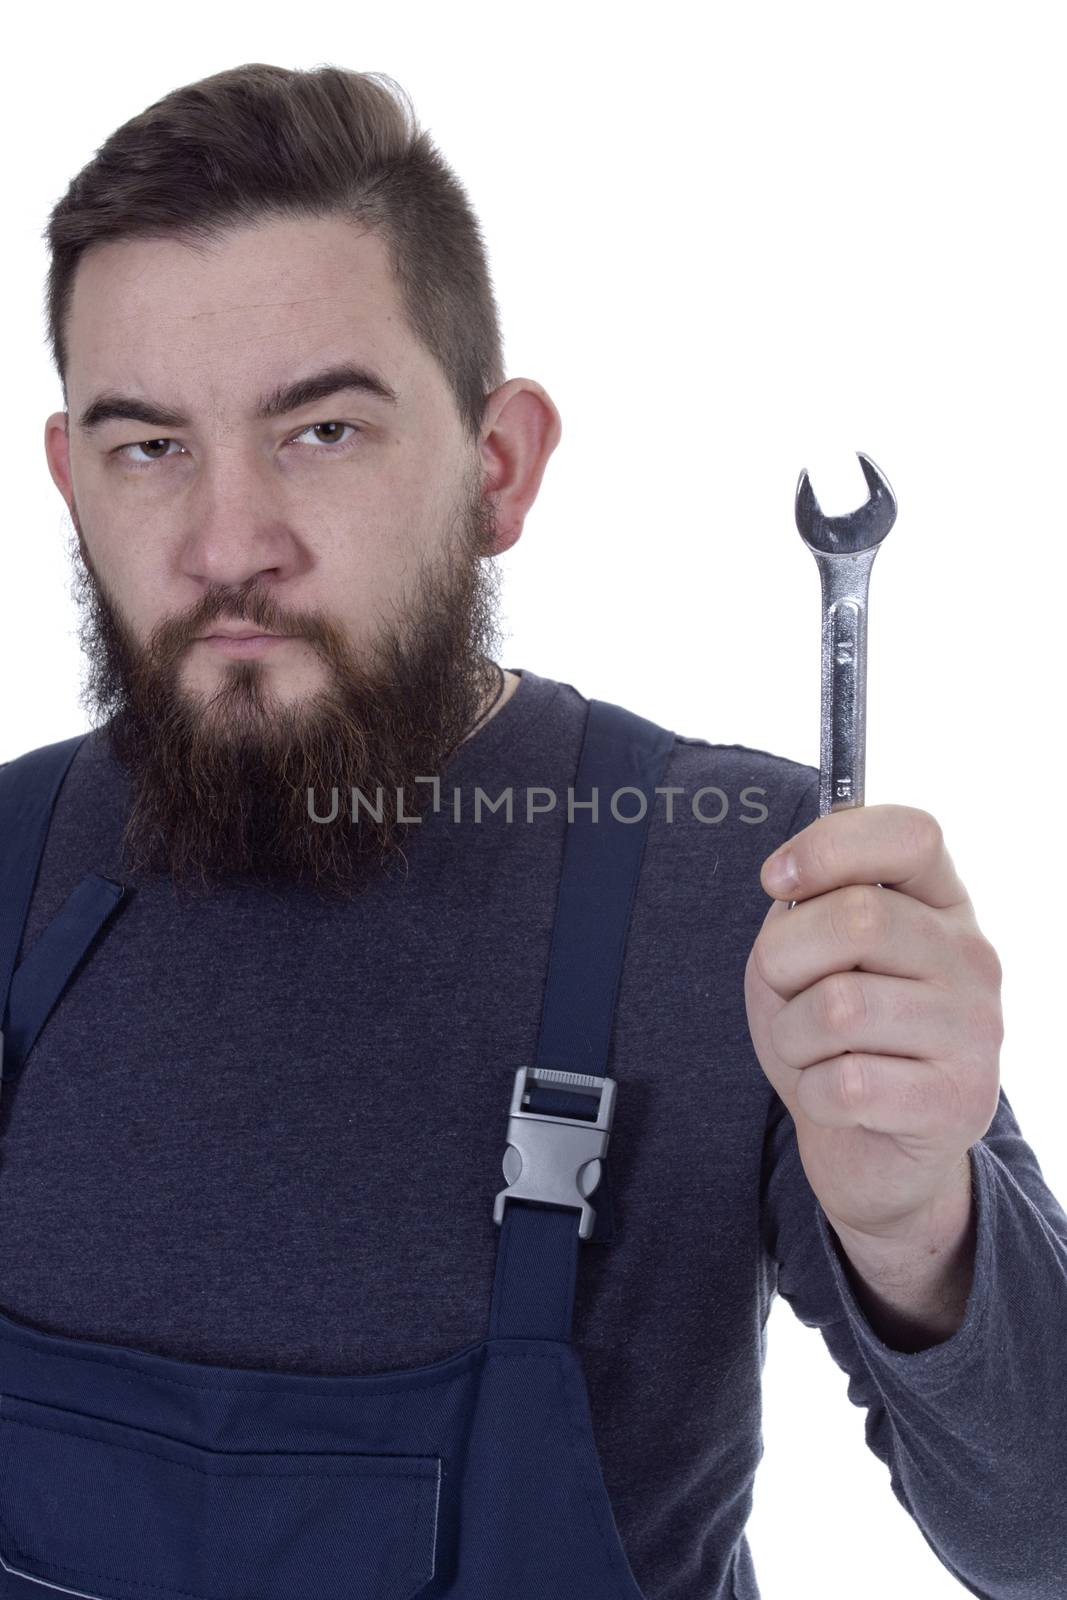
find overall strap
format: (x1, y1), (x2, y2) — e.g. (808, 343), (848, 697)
(0, 735), (126, 1084)
(489, 697), (675, 1341)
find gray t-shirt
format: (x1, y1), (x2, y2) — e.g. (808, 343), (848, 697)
(1, 666), (1064, 1599)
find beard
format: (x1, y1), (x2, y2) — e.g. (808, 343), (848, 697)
(67, 471), (504, 902)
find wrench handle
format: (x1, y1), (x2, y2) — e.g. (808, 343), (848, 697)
(822, 595), (868, 815)
(787, 547), (880, 911)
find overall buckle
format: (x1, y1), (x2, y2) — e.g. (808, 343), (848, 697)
(493, 1066), (617, 1241)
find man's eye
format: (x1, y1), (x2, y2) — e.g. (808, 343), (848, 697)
(292, 422), (360, 450)
(117, 438), (183, 466)
(115, 422), (360, 470)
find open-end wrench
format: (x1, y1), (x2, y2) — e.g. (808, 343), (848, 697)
(788, 451), (898, 910)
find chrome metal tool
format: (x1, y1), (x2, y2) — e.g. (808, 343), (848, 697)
(789, 451), (898, 907)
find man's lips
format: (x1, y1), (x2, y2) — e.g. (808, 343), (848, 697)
(198, 626), (285, 640)
(194, 631), (294, 656)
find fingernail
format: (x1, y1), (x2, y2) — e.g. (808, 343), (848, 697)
(765, 850), (798, 894)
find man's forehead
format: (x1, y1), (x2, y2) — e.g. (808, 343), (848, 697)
(67, 219), (405, 369)
(72, 215), (392, 306)
(64, 223), (427, 419)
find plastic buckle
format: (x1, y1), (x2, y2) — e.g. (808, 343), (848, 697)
(493, 1065), (617, 1241)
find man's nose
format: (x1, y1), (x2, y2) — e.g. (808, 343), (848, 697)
(177, 452), (308, 590)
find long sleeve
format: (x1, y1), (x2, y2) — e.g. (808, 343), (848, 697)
(760, 1076), (1067, 1599)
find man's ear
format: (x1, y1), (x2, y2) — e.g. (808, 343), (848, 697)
(44, 411), (76, 513)
(477, 378), (562, 557)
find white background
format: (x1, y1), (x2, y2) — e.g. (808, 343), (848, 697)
(2, 4), (1064, 1596)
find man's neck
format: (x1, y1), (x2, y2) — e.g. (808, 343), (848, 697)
(460, 666), (520, 744)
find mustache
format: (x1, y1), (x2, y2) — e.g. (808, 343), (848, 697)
(151, 588), (331, 662)
(72, 528), (330, 660)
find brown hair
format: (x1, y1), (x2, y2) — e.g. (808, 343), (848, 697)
(42, 62), (506, 442)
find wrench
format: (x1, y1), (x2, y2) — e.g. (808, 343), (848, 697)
(788, 451), (898, 909)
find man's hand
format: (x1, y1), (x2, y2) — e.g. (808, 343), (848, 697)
(745, 804), (1004, 1241)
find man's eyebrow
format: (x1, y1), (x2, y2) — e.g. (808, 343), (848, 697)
(76, 362), (400, 434)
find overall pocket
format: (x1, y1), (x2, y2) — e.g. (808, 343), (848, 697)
(0, 1392), (441, 1600)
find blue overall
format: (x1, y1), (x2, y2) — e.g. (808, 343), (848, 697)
(0, 697), (675, 1599)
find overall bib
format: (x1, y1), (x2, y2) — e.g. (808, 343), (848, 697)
(0, 697), (675, 1600)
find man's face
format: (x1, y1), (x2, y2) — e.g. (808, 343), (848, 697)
(44, 214), (553, 898)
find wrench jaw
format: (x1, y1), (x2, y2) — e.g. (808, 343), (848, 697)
(795, 451), (898, 554)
